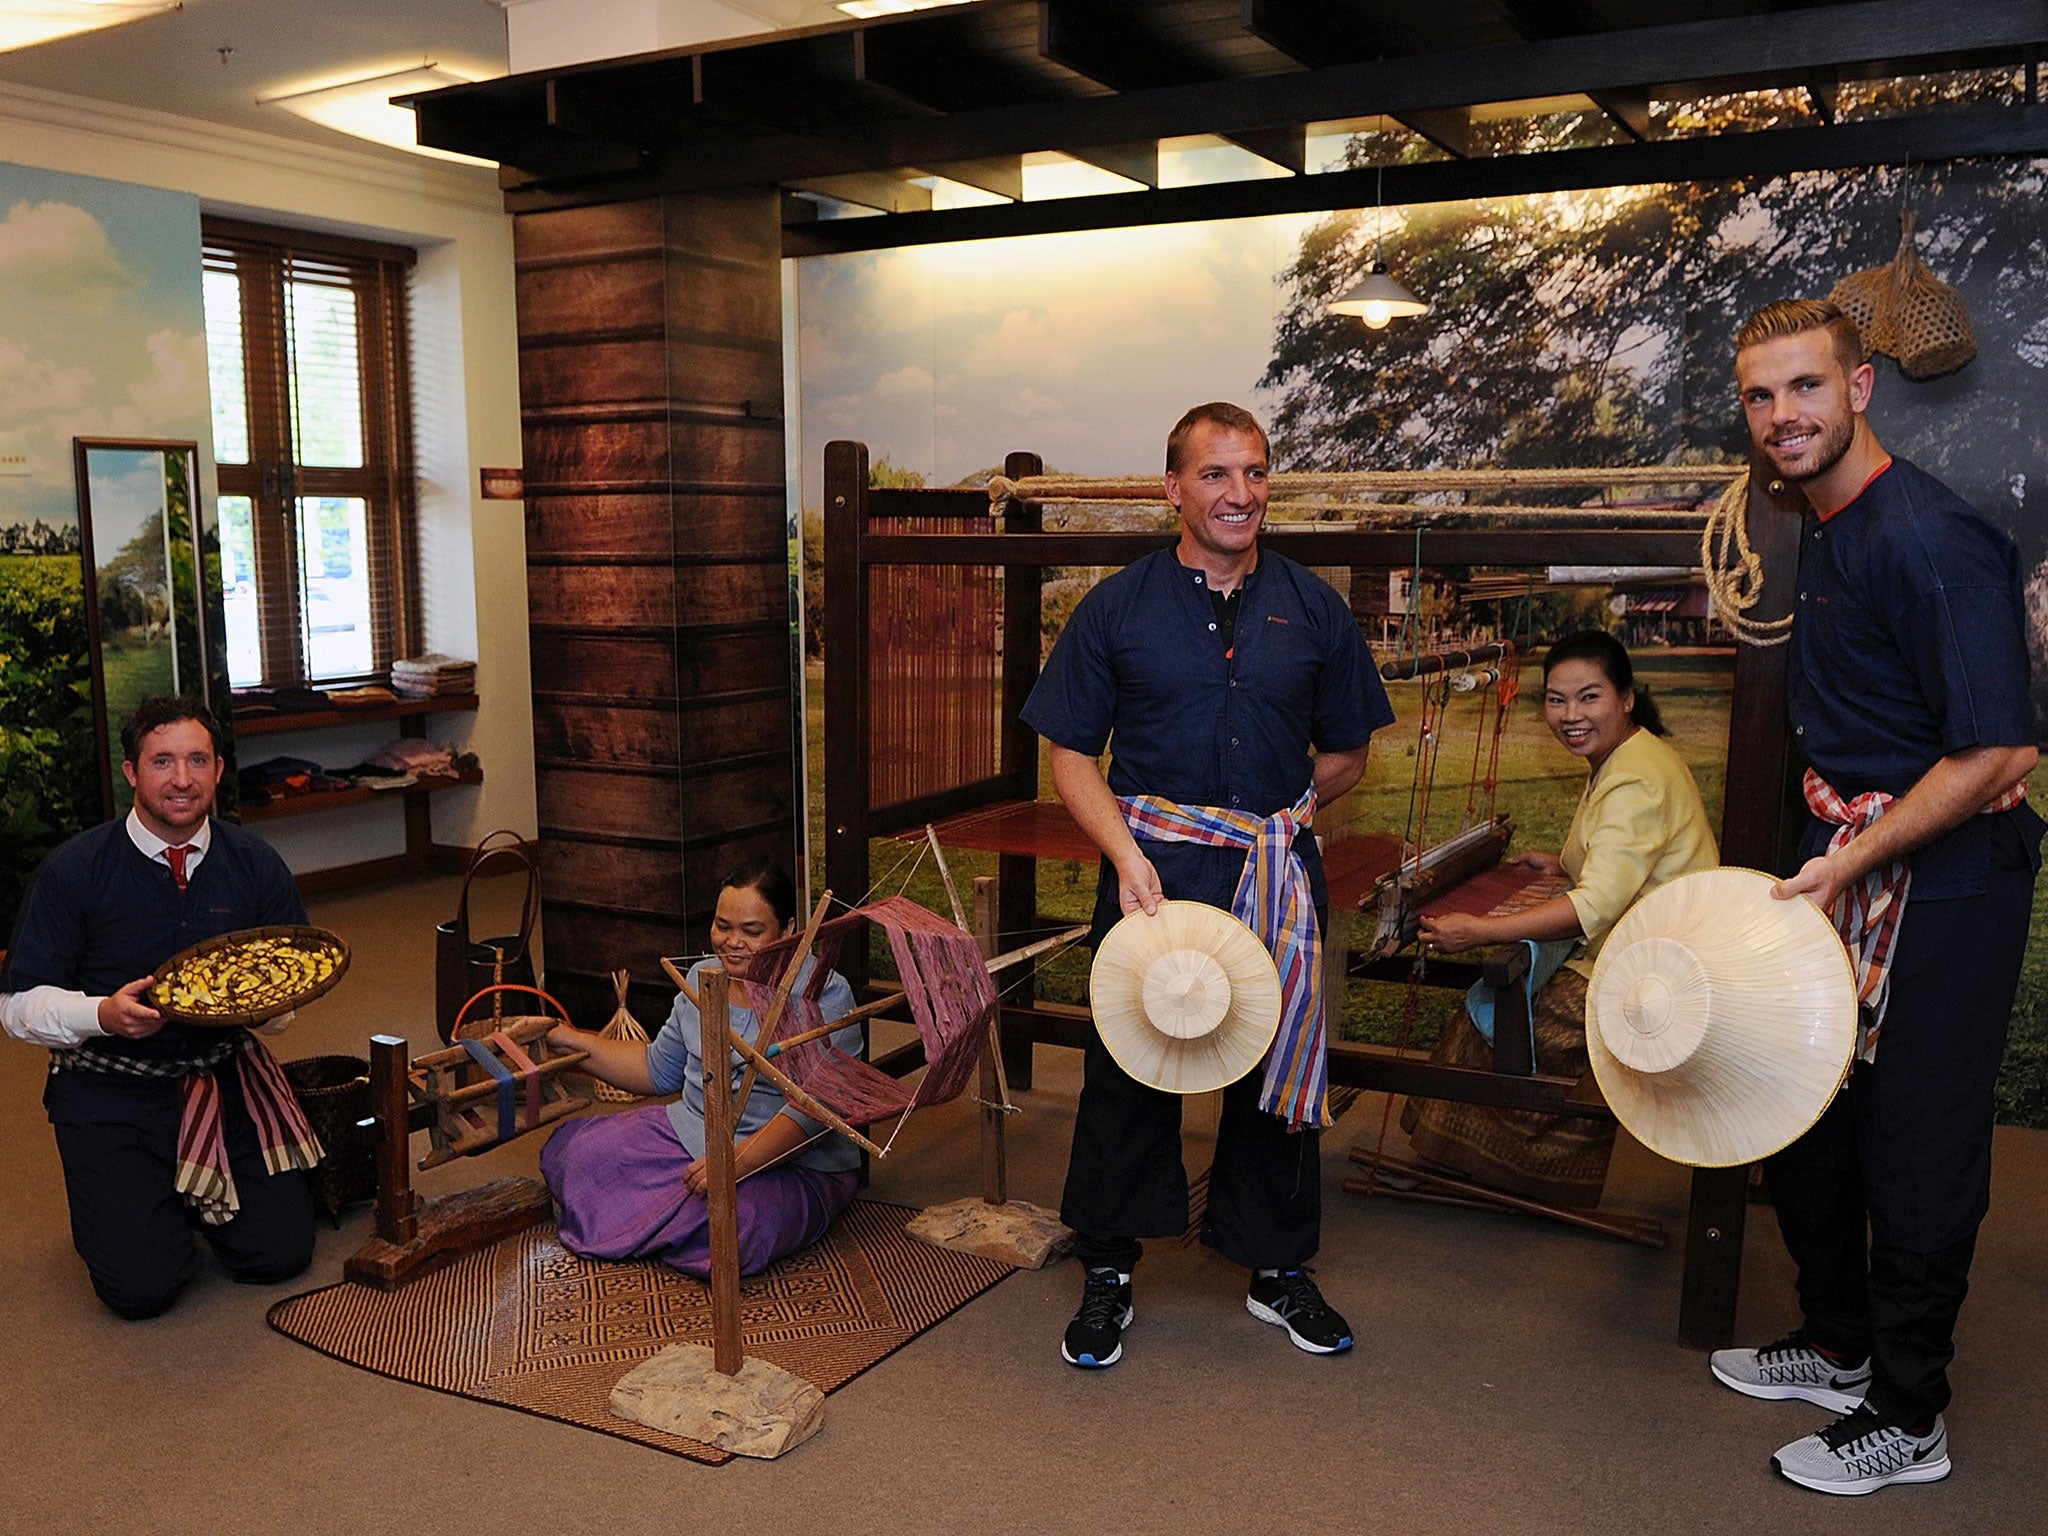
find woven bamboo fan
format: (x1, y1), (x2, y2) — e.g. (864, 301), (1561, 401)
(592, 968), (650, 1102)
(1826, 208), (1976, 379)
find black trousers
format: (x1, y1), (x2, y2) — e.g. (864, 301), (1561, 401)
(1063, 1027), (1322, 1274)
(1762, 823), (2034, 1425)
(51, 1066), (315, 1319)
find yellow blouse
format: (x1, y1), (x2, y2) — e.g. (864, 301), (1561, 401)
(1559, 727), (1719, 977)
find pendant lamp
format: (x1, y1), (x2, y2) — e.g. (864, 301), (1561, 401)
(1331, 120), (1430, 329)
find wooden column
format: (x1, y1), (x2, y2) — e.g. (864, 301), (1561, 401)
(1677, 459), (1810, 1349)
(515, 190), (795, 1024)
(997, 449), (1044, 1087)
(822, 439), (873, 996)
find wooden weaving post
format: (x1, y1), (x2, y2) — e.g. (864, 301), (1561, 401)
(700, 966), (745, 1377)
(903, 875), (1075, 1269)
(366, 1034), (419, 1245)
(1676, 458), (1809, 1349)
(974, 876), (1008, 1206)
(605, 963), (828, 1458)
(345, 1028), (560, 1291)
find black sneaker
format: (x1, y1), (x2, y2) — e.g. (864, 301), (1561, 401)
(1062, 1267), (1133, 1368)
(1246, 1267), (1353, 1354)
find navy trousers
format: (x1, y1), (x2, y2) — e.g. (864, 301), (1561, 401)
(1763, 817), (2034, 1425)
(50, 1065), (315, 1319)
(1064, 1029), (1322, 1273)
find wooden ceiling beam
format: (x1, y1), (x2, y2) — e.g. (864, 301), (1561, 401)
(918, 156), (1027, 200)
(1224, 122), (1308, 172)
(1241, 0), (1388, 69)
(435, 1), (2048, 198)
(777, 99), (2048, 253)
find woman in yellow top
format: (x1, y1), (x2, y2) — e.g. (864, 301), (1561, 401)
(1404, 629), (1718, 1207)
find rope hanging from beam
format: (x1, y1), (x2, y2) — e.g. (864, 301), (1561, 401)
(1699, 470), (1793, 648)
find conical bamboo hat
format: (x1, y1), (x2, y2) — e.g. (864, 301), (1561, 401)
(1089, 901), (1282, 1095)
(1587, 867), (1856, 1168)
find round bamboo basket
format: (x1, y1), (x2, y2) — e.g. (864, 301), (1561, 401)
(151, 924), (351, 1028)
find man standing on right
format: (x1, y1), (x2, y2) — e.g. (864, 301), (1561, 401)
(1712, 299), (2042, 1494)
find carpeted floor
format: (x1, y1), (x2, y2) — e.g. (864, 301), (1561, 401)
(268, 1203), (1015, 1463)
(4, 871), (2047, 1535)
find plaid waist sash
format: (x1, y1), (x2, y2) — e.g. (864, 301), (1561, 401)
(1119, 788), (1327, 1129)
(54, 1034), (325, 1225)
(1802, 768), (2027, 1064)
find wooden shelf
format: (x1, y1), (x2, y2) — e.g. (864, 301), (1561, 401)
(234, 693), (478, 737)
(241, 768), (483, 823)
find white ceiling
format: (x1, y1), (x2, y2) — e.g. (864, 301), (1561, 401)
(0, 0), (829, 175)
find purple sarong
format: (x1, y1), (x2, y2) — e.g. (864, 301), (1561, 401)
(540, 1104), (857, 1279)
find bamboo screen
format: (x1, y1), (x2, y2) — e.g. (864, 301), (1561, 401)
(866, 509), (1002, 811)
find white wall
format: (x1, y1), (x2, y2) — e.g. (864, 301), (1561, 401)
(0, 78), (534, 872)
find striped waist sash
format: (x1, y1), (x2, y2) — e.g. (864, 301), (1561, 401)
(1119, 788), (1327, 1129)
(58, 1035), (327, 1225)
(1802, 768), (2027, 1064)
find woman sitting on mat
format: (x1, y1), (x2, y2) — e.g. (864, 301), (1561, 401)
(541, 857), (861, 1277)
(1403, 630), (1718, 1208)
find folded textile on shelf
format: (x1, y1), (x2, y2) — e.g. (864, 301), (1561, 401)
(364, 736), (455, 775)
(390, 653), (477, 698)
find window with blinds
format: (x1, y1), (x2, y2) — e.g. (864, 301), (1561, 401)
(200, 217), (419, 688)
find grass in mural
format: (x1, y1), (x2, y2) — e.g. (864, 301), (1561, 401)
(803, 654), (2048, 1129)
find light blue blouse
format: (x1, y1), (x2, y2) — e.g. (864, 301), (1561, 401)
(646, 957), (863, 1175)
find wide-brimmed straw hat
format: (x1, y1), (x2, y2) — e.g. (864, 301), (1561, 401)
(1089, 900), (1283, 1094)
(1587, 867), (1856, 1168)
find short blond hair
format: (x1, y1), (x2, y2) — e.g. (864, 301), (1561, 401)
(1166, 402), (1269, 474)
(1735, 298), (1866, 375)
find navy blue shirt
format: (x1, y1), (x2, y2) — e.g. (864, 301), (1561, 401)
(1789, 457), (2045, 898)
(1022, 547), (1394, 935)
(3, 816), (306, 1119)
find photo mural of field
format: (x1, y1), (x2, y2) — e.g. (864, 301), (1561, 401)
(796, 134), (2048, 1124)
(0, 161), (211, 935)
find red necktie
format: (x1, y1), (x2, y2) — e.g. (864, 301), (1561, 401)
(165, 844), (196, 891)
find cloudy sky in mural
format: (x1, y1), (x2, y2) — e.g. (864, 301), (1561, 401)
(0, 164), (208, 530)
(793, 212), (1321, 500)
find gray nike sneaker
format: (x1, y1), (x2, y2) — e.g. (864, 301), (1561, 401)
(1773, 1404), (1950, 1495)
(1710, 1328), (1871, 1413)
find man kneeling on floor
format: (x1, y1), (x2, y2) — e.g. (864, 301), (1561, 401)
(1021, 402), (1395, 1367)
(2, 697), (321, 1318)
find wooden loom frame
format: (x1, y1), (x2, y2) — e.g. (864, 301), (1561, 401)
(822, 437), (1810, 1349)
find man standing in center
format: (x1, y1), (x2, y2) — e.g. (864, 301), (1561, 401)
(1022, 402), (1394, 1368)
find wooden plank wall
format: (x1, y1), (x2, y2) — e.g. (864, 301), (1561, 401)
(515, 188), (796, 1024)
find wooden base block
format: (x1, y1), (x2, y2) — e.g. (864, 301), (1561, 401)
(610, 1344), (825, 1459)
(343, 1176), (554, 1290)
(905, 1196), (1073, 1269)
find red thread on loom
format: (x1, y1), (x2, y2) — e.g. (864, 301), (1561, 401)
(738, 895), (998, 1127)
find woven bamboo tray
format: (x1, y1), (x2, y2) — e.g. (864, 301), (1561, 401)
(151, 924), (352, 1028)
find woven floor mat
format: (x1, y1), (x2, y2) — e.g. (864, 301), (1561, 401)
(267, 1201), (1016, 1463)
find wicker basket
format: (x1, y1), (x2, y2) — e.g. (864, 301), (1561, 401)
(1887, 211), (1977, 379)
(1825, 208), (1976, 380)
(283, 1053), (376, 1224)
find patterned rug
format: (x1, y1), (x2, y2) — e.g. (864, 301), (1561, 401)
(267, 1201), (1016, 1463)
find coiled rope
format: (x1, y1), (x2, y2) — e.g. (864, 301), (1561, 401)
(1699, 469), (1792, 648)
